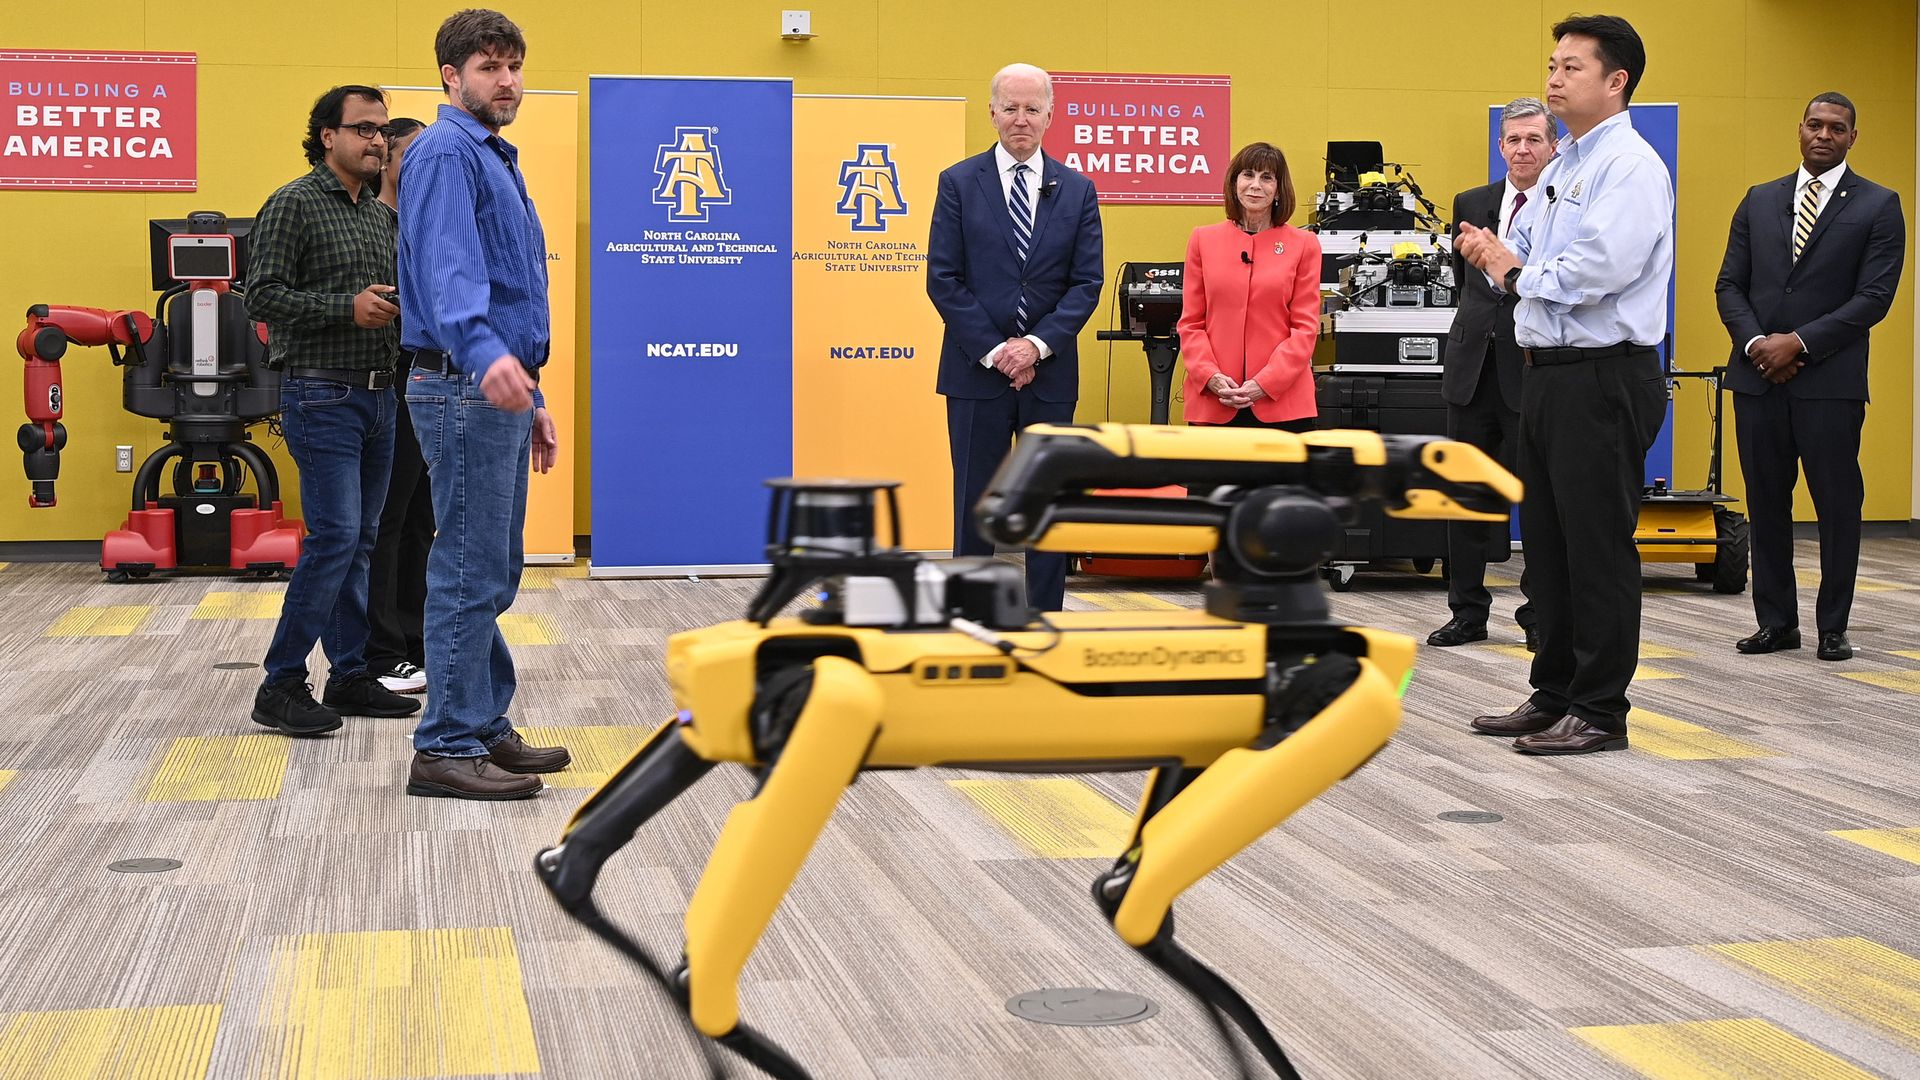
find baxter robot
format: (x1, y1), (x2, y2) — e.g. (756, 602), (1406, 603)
(535, 422), (1521, 1079)
(17, 211), (302, 581)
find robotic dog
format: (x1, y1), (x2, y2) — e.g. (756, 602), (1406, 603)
(536, 423), (1520, 1078)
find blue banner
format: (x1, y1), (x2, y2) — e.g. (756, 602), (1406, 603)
(591, 76), (793, 571)
(1489, 103), (1679, 487)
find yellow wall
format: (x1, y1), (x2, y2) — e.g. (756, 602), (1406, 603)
(4, 0), (1914, 543)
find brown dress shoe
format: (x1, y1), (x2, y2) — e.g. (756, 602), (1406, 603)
(407, 752), (543, 800)
(1512, 716), (1629, 755)
(1469, 701), (1561, 735)
(487, 728), (572, 774)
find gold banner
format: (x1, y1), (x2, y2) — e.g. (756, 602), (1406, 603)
(387, 87), (578, 562)
(791, 96), (966, 551)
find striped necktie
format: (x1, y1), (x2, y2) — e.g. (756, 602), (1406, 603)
(1010, 162), (1034, 331)
(1793, 178), (1823, 262)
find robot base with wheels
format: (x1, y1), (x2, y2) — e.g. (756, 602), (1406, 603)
(17, 212), (303, 581)
(1636, 366), (1749, 594)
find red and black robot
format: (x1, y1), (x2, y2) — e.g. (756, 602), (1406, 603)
(15, 211), (303, 581)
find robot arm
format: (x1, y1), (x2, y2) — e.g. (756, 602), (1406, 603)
(16, 304), (153, 507)
(975, 422), (1522, 557)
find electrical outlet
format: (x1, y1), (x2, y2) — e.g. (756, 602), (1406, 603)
(115, 445), (133, 472)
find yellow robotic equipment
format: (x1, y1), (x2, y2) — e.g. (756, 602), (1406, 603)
(536, 423), (1520, 1079)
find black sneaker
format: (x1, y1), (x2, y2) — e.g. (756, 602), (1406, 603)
(253, 679), (344, 736)
(323, 672), (424, 718)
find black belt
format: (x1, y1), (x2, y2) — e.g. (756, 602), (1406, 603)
(1523, 343), (1653, 366)
(284, 366), (392, 389)
(412, 349), (460, 375)
(412, 349), (542, 382)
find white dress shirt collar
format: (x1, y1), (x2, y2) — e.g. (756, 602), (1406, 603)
(1796, 158), (1848, 193)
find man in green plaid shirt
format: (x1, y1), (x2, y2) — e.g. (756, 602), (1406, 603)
(247, 84), (422, 737)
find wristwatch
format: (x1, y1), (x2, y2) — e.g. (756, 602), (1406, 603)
(1503, 266), (1523, 294)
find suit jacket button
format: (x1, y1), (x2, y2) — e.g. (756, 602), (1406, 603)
(1785, 287), (1794, 293)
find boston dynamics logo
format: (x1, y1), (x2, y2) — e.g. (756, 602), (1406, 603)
(654, 126), (731, 223)
(835, 144), (907, 232)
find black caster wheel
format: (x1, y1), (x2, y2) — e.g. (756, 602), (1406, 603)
(1412, 558), (1436, 575)
(106, 569), (129, 584)
(1323, 564), (1356, 592)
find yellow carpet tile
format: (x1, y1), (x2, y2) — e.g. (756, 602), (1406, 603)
(189, 591), (284, 620)
(144, 735), (290, 802)
(949, 777), (1135, 859)
(1829, 827), (1920, 867)
(498, 613), (563, 646)
(1628, 709), (1779, 761)
(1573, 1017), (1878, 1080)
(0, 1003), (222, 1080)
(515, 725), (647, 789)
(519, 563), (589, 590)
(44, 605), (151, 637)
(1709, 937), (1920, 1051)
(261, 927), (540, 1080)
(1840, 671), (1920, 695)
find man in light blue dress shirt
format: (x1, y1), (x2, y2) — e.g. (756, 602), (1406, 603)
(1455, 14), (1674, 756)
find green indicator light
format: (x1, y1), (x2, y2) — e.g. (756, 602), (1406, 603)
(1397, 669), (1414, 698)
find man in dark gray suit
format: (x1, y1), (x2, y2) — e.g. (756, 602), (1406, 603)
(1428, 97), (1553, 649)
(1716, 91), (1906, 662)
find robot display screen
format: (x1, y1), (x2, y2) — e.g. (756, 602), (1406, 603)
(168, 237), (236, 282)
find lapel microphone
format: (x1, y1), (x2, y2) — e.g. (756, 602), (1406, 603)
(1545, 185), (1557, 203)
(1241, 250), (1253, 265)
(1040, 179), (1057, 199)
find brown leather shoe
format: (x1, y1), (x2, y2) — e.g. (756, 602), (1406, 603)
(487, 728), (572, 774)
(407, 752), (543, 799)
(1469, 701), (1561, 735)
(1512, 716), (1629, 755)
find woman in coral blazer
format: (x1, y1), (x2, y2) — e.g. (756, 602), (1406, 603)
(1177, 141), (1323, 429)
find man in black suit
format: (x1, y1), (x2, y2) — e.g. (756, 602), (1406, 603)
(1428, 97), (1553, 650)
(928, 62), (1104, 612)
(1716, 91), (1905, 662)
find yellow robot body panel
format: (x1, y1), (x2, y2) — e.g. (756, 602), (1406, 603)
(867, 678), (1263, 769)
(668, 613), (1269, 768)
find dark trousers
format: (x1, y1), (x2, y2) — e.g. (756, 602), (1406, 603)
(365, 384), (434, 673)
(1519, 349), (1666, 734)
(947, 391), (1076, 611)
(262, 378), (395, 685)
(1732, 390), (1865, 635)
(1445, 354), (1534, 629)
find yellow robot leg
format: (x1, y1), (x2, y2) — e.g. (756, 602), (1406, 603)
(1111, 655), (1401, 945)
(1092, 655), (1402, 1079)
(682, 653), (883, 1039)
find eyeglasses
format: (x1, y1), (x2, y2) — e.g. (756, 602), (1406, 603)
(335, 122), (387, 140)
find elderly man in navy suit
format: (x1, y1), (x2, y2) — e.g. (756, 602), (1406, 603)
(928, 62), (1104, 612)
(1717, 91), (1906, 662)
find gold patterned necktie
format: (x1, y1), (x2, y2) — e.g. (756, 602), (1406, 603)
(1793, 177), (1823, 262)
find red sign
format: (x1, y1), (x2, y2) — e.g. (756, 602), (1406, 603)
(1044, 72), (1230, 205)
(0, 50), (197, 190)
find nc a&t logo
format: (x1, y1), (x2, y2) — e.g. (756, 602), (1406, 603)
(836, 143), (907, 232)
(654, 126), (731, 223)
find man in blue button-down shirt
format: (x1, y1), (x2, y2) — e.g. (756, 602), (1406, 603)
(1455, 14), (1674, 756)
(397, 8), (571, 799)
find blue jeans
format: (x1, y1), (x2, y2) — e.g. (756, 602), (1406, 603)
(405, 367), (532, 757)
(262, 377), (396, 684)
